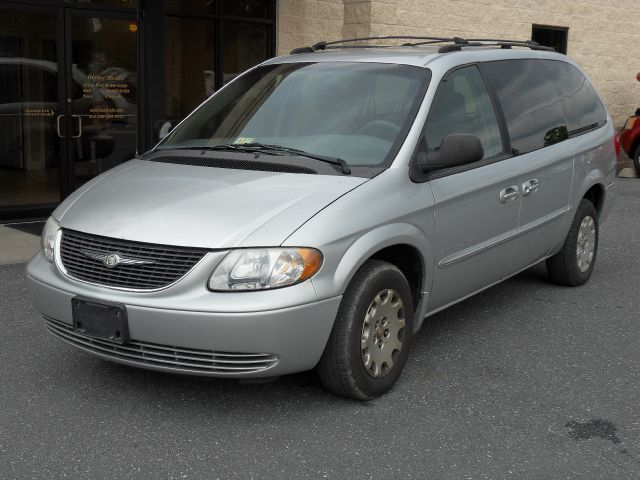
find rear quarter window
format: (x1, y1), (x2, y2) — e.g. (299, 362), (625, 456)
(544, 60), (607, 136)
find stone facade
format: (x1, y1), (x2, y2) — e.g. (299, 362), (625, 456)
(276, 0), (640, 127)
(276, 0), (344, 56)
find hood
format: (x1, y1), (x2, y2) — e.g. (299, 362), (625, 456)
(56, 159), (367, 248)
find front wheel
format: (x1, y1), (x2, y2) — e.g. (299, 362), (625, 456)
(633, 143), (640, 176)
(317, 260), (414, 400)
(546, 198), (599, 286)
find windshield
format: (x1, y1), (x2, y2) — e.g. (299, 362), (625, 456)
(159, 62), (431, 168)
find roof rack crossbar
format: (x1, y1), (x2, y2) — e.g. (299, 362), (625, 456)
(289, 36), (557, 55)
(404, 37), (475, 47)
(435, 38), (555, 52)
(310, 36), (460, 51)
(436, 41), (556, 53)
(466, 38), (540, 44)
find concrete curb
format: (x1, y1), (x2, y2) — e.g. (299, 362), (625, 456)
(618, 167), (639, 178)
(0, 226), (40, 265)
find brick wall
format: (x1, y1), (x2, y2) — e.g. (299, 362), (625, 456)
(276, 0), (344, 57)
(276, 0), (640, 127)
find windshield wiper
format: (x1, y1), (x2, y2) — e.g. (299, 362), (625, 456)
(240, 143), (351, 174)
(167, 144), (260, 153)
(166, 143), (351, 174)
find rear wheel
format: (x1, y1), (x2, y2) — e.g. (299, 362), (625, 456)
(546, 199), (598, 286)
(317, 260), (414, 400)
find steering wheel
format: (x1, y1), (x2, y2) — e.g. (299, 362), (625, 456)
(357, 120), (401, 141)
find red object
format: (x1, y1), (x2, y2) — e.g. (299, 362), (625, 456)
(620, 113), (640, 159)
(636, 71), (640, 82)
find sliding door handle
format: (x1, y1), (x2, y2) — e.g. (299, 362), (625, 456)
(499, 185), (520, 204)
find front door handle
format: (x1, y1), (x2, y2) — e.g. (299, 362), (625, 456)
(56, 115), (64, 138)
(71, 115), (82, 138)
(499, 185), (520, 204)
(522, 179), (540, 196)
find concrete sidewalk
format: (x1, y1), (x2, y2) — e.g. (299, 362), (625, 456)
(0, 225), (41, 265)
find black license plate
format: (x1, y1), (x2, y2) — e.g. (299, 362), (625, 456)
(72, 297), (129, 344)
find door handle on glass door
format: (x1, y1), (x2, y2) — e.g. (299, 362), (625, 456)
(499, 185), (520, 204)
(522, 179), (540, 196)
(71, 115), (82, 138)
(56, 115), (64, 138)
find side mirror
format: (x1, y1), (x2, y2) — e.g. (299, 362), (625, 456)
(155, 120), (173, 141)
(418, 134), (484, 173)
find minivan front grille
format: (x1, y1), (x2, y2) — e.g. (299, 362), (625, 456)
(59, 229), (208, 290)
(45, 317), (279, 375)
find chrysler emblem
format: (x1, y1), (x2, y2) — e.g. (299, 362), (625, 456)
(79, 249), (155, 268)
(103, 254), (120, 268)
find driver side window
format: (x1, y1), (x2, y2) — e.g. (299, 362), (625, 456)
(425, 65), (503, 160)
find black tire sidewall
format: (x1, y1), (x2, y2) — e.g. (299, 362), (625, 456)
(343, 262), (414, 398)
(633, 144), (640, 176)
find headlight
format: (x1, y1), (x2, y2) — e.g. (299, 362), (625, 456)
(41, 216), (60, 262)
(209, 248), (322, 291)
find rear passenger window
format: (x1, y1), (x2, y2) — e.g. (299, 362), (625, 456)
(482, 59), (568, 155)
(425, 65), (503, 159)
(545, 60), (607, 136)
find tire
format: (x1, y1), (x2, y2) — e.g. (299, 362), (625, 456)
(317, 260), (414, 400)
(546, 199), (599, 286)
(633, 143), (640, 177)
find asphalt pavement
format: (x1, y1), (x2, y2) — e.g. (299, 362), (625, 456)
(1, 179), (639, 479)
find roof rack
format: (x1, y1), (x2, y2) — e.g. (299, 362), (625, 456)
(289, 36), (556, 55)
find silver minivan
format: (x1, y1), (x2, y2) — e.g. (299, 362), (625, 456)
(26, 37), (617, 399)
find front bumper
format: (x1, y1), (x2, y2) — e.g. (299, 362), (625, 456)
(26, 252), (342, 377)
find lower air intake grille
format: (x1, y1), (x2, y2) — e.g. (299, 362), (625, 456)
(59, 229), (209, 290)
(45, 317), (279, 375)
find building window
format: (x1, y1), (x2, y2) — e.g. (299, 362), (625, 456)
(223, 22), (270, 84)
(165, 17), (216, 126)
(165, 0), (275, 126)
(532, 25), (568, 54)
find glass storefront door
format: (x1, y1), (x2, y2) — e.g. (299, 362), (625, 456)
(0, 0), (276, 220)
(0, 7), (63, 209)
(66, 12), (137, 188)
(0, 3), (137, 217)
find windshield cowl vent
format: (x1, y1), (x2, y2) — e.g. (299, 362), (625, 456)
(147, 156), (318, 175)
